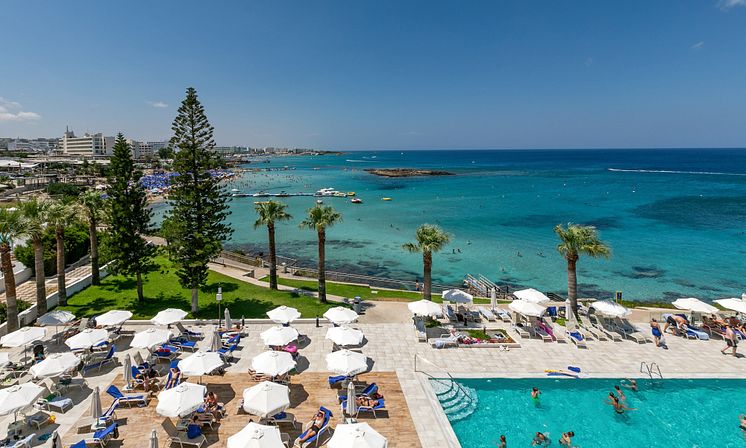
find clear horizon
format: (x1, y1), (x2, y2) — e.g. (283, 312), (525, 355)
(2, 0), (746, 149)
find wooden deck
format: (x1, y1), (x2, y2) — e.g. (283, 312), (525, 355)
(63, 372), (422, 447)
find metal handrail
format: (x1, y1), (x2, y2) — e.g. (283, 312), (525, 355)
(414, 354), (474, 406)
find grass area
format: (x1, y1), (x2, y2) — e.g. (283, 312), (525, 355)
(260, 275), (492, 304)
(465, 329), (490, 340)
(60, 256), (338, 320)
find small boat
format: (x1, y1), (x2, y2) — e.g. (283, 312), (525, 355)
(347, 192), (356, 196)
(382, 197), (392, 201)
(316, 199), (323, 204)
(350, 198), (362, 204)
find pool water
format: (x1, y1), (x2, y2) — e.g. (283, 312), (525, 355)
(433, 378), (746, 448)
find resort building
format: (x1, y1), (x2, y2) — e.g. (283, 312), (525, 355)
(59, 128), (114, 157)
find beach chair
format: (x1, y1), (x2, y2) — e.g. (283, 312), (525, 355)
(443, 305), (457, 322)
(590, 316), (623, 341)
(533, 326), (553, 342)
(494, 308), (512, 323)
(614, 318), (652, 343)
(296, 407), (332, 447)
(176, 322), (203, 340)
(217, 342), (238, 362)
(578, 316), (606, 340)
(11, 433), (35, 448)
(428, 333), (459, 348)
(413, 318), (427, 342)
(37, 380), (74, 413)
(106, 385), (147, 407)
(478, 306), (497, 321)
(63, 318), (88, 340)
(162, 418), (207, 448)
(222, 333), (241, 347)
(355, 398), (385, 418)
(566, 325), (588, 348)
(170, 337), (198, 351)
(513, 325), (531, 339)
(550, 323), (567, 343)
(83, 345), (117, 374)
(328, 375), (349, 387)
(154, 344), (181, 362)
(97, 400), (119, 428)
(26, 410), (51, 429)
(69, 441), (87, 448)
(85, 423), (118, 448)
(164, 363), (183, 390)
(132, 351), (151, 370)
(58, 373), (88, 393)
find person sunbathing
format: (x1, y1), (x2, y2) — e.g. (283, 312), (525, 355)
(165, 367), (181, 389)
(355, 396), (380, 407)
(297, 410), (326, 444)
(205, 391), (220, 414)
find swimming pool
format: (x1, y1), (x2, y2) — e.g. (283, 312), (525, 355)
(432, 377), (746, 447)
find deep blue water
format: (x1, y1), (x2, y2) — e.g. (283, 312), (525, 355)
(153, 149), (746, 302)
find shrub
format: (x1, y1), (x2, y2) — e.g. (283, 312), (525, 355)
(0, 300), (30, 324)
(46, 182), (82, 199)
(14, 223), (91, 276)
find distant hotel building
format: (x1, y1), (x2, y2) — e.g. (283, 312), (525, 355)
(59, 128), (113, 157)
(7, 139), (56, 152)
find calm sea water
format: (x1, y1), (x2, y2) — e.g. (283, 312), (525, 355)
(152, 149), (746, 302)
(438, 377), (746, 448)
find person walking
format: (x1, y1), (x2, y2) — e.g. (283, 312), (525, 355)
(721, 324), (738, 356)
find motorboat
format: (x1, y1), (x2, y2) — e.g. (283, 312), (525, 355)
(350, 198), (362, 204)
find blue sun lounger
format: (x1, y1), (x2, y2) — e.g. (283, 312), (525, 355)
(85, 422), (118, 447)
(297, 406), (332, 447)
(106, 385), (147, 407)
(70, 441), (87, 448)
(685, 325), (710, 340)
(355, 398), (386, 418)
(328, 375), (348, 387)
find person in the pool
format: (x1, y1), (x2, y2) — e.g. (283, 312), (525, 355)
(614, 385), (627, 402)
(739, 414), (746, 431)
(494, 434), (507, 448)
(559, 431), (575, 446)
(531, 387), (541, 400)
(606, 393), (636, 414)
(531, 432), (549, 446)
(622, 379), (638, 391)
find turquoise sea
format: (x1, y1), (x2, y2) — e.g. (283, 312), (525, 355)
(437, 377), (746, 448)
(153, 149), (746, 302)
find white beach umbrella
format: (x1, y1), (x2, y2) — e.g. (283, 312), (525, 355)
(672, 298), (718, 314)
(326, 326), (364, 346)
(149, 429), (159, 448)
(266, 306), (301, 324)
(37, 310), (76, 326)
(241, 381), (290, 417)
(90, 386), (102, 421)
(123, 354), (133, 389)
(178, 351), (224, 377)
(65, 328), (108, 350)
(156, 382), (207, 417)
(225, 308), (233, 329)
(52, 431), (63, 448)
(0, 352), (9, 369)
(260, 326), (299, 346)
(490, 288), (497, 310)
(508, 300), (546, 318)
(565, 299), (578, 325)
(1, 326), (46, 348)
(227, 422), (285, 448)
(327, 423), (388, 448)
(345, 380), (357, 416)
(323, 307), (359, 325)
(0, 383), (45, 423)
(590, 300), (631, 317)
(326, 349), (368, 376)
(210, 329), (223, 352)
(30, 352), (80, 379)
(715, 298), (746, 314)
(513, 288), (551, 304)
(251, 351), (296, 377)
(131, 328), (172, 349)
(441, 289), (473, 304)
(95, 310), (133, 327)
(151, 308), (188, 326)
(407, 300), (442, 317)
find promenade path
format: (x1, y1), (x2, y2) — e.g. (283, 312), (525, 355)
(0, 265), (92, 305)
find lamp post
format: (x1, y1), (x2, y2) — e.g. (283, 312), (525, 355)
(216, 285), (223, 329)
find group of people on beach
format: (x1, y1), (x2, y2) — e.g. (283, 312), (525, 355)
(649, 314), (740, 356)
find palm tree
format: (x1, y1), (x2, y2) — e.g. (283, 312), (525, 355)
(299, 205), (342, 303)
(555, 223), (611, 316)
(403, 224), (451, 300)
(0, 208), (24, 332)
(47, 202), (78, 306)
(78, 191), (105, 285)
(19, 198), (50, 316)
(254, 200), (292, 290)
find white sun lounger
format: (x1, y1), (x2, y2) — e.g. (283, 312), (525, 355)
(514, 326), (530, 339)
(551, 323), (567, 343)
(494, 308), (511, 322)
(478, 307), (497, 321)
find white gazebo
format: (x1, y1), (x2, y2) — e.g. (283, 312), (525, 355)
(513, 288), (551, 304)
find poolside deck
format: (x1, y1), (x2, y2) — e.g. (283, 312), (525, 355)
(61, 372), (421, 447)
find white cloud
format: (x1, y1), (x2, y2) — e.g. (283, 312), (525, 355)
(718, 0), (746, 10)
(0, 97), (41, 122)
(691, 41), (705, 50)
(147, 100), (168, 108)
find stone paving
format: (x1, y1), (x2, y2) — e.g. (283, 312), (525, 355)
(0, 265), (92, 305)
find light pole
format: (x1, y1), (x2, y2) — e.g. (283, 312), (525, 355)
(216, 285), (223, 329)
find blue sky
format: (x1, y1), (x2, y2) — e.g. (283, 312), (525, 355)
(2, 0), (745, 149)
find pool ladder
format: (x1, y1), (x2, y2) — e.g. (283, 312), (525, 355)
(640, 361), (663, 379)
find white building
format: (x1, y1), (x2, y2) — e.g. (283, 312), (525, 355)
(59, 128), (113, 157)
(7, 139), (55, 152)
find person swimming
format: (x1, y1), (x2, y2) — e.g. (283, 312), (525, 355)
(495, 434), (507, 448)
(622, 379), (638, 391)
(739, 414), (746, 431)
(531, 432), (549, 446)
(614, 385), (626, 402)
(559, 431), (575, 446)
(531, 387), (541, 400)
(607, 392), (636, 414)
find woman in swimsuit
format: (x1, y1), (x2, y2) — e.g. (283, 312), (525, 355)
(650, 319), (663, 347)
(355, 396), (380, 407)
(559, 431), (575, 446)
(607, 393), (636, 414)
(614, 385), (626, 402)
(531, 387), (541, 400)
(298, 411), (325, 444)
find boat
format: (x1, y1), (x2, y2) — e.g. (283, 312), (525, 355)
(347, 192), (356, 196)
(382, 197), (392, 201)
(316, 199), (323, 204)
(350, 198), (362, 204)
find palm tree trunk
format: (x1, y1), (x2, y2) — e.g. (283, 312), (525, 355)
(422, 250), (432, 300)
(89, 214), (100, 285)
(268, 223), (278, 290)
(33, 237), (47, 315)
(191, 288), (199, 313)
(567, 255), (579, 316)
(1, 244), (19, 332)
(56, 226), (67, 306)
(317, 228), (327, 303)
(136, 272), (144, 302)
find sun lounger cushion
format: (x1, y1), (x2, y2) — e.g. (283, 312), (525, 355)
(686, 326), (710, 340)
(328, 375), (347, 386)
(70, 441), (87, 448)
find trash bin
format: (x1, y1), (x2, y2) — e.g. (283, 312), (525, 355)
(353, 296), (362, 314)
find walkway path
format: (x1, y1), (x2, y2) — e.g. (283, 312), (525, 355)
(0, 265), (92, 305)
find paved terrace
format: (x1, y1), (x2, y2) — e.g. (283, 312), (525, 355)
(2, 302), (745, 448)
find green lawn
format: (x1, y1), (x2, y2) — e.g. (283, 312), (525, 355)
(259, 275), (492, 304)
(60, 256), (338, 319)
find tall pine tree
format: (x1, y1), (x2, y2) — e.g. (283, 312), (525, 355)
(106, 133), (155, 302)
(164, 87), (232, 312)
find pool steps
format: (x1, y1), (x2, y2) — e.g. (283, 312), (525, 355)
(432, 378), (479, 422)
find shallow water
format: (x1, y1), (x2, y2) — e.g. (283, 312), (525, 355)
(152, 149), (746, 301)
